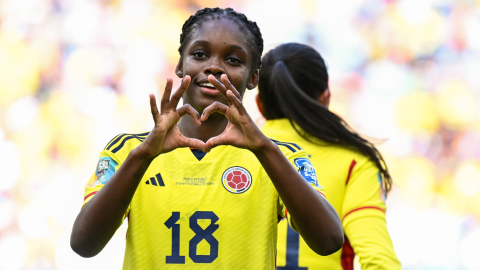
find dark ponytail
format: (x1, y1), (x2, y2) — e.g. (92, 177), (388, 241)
(258, 43), (392, 195)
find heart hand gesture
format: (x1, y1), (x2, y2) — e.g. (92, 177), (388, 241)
(201, 74), (270, 152)
(137, 76), (206, 158)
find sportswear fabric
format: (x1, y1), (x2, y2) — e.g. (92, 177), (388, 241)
(82, 131), (325, 270)
(262, 119), (400, 270)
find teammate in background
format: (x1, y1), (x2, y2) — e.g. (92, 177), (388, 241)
(70, 9), (343, 269)
(256, 43), (401, 270)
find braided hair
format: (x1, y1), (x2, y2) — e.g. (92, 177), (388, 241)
(178, 7), (264, 70)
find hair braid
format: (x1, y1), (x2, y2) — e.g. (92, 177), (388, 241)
(178, 7), (263, 70)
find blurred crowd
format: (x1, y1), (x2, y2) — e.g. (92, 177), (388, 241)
(0, 0), (479, 269)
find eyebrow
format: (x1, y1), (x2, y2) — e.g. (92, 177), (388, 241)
(190, 40), (248, 55)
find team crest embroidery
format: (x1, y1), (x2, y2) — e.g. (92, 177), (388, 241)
(294, 158), (320, 188)
(221, 166), (252, 194)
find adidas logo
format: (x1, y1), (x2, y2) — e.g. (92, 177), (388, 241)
(146, 173), (165, 186)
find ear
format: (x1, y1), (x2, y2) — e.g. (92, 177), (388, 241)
(317, 88), (331, 108)
(247, 69), (259, 90)
(255, 94), (264, 115)
(175, 59), (183, 78)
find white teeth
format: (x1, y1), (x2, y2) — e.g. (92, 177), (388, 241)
(199, 82), (214, 88)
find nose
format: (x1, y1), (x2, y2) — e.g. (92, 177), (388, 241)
(203, 56), (225, 76)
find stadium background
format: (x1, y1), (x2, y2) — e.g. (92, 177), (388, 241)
(0, 0), (479, 269)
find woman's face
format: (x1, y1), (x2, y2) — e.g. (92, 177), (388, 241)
(176, 18), (259, 113)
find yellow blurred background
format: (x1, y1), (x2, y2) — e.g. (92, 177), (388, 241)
(0, 0), (479, 269)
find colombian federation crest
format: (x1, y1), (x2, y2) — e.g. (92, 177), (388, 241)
(222, 166), (252, 194)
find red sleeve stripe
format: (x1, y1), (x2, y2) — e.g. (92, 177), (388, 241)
(84, 191), (98, 201)
(345, 160), (357, 185)
(285, 208), (289, 221)
(317, 190), (326, 198)
(343, 206), (385, 220)
(341, 235), (355, 270)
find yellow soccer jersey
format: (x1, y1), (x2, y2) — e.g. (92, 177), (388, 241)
(262, 119), (401, 270)
(82, 131), (325, 270)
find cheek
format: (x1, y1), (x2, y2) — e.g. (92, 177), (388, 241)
(232, 71), (250, 88)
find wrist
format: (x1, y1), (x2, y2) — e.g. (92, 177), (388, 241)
(129, 148), (156, 179)
(130, 147), (157, 163)
(251, 139), (277, 157)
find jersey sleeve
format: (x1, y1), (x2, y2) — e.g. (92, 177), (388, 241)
(276, 146), (326, 231)
(342, 159), (401, 269)
(344, 215), (401, 269)
(82, 149), (130, 224)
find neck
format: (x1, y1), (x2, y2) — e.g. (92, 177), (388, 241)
(178, 112), (228, 143)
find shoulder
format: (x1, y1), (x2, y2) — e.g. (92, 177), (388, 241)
(269, 139), (312, 169)
(101, 132), (150, 160)
(307, 141), (371, 166)
(270, 138), (304, 155)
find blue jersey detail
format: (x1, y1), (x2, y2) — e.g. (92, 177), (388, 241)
(294, 158), (319, 187)
(190, 149), (207, 161)
(271, 139), (302, 151)
(105, 132), (149, 150)
(378, 172), (386, 201)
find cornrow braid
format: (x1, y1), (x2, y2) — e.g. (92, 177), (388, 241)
(178, 7), (264, 70)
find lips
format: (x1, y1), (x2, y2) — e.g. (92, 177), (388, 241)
(196, 79), (222, 96)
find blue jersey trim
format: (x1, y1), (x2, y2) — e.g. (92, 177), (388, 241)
(111, 134), (147, 153)
(191, 149), (207, 161)
(106, 132), (149, 150)
(275, 143), (296, 153)
(270, 139), (302, 151)
(104, 134), (123, 150)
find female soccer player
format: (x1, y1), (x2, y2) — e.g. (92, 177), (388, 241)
(257, 43), (401, 269)
(70, 8), (343, 269)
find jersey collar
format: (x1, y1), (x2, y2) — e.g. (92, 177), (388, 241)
(175, 145), (228, 163)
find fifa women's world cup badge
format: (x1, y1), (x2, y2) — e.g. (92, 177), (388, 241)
(221, 167), (252, 194)
(294, 158), (320, 188)
(94, 157), (118, 185)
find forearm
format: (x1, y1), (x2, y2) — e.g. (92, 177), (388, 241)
(252, 142), (343, 255)
(71, 148), (154, 257)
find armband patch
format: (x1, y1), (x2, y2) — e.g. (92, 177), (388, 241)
(294, 158), (320, 188)
(95, 157), (118, 185)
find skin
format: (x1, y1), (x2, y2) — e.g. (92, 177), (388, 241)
(71, 18), (343, 259)
(175, 19), (259, 143)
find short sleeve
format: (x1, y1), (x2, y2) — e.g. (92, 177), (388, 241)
(341, 159), (386, 227)
(82, 149), (130, 223)
(277, 149), (326, 231)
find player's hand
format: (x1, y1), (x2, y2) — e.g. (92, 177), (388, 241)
(137, 76), (206, 158)
(201, 74), (270, 152)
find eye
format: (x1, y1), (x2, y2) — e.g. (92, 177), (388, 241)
(192, 51), (207, 59)
(227, 57), (242, 65)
